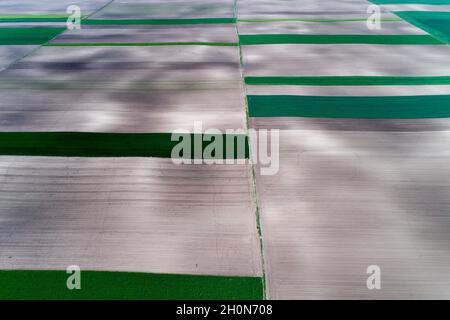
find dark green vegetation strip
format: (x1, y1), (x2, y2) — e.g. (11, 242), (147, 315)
(239, 34), (443, 45)
(0, 270), (263, 300)
(371, 0), (450, 4)
(0, 27), (65, 45)
(238, 17), (402, 22)
(0, 17), (68, 23)
(82, 18), (236, 25)
(396, 11), (450, 44)
(0, 132), (249, 158)
(45, 42), (238, 47)
(245, 76), (450, 86)
(248, 95), (450, 119)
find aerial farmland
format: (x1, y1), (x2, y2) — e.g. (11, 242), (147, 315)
(1, 0), (450, 301)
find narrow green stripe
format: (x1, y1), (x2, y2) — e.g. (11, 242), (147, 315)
(238, 17), (402, 23)
(0, 18), (68, 23)
(248, 95), (450, 119)
(0, 15), (87, 23)
(45, 42), (238, 47)
(0, 27), (65, 45)
(239, 34), (443, 45)
(395, 11), (450, 44)
(371, 0), (450, 4)
(82, 18), (236, 25)
(0, 132), (249, 158)
(0, 270), (263, 300)
(245, 76), (450, 86)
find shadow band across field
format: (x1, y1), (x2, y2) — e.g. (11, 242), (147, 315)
(0, 132), (249, 158)
(0, 270), (263, 300)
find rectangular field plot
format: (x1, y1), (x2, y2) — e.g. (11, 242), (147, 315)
(242, 44), (450, 77)
(257, 129), (450, 299)
(237, 0), (397, 20)
(90, 0), (235, 20)
(50, 24), (238, 44)
(0, 45), (246, 132)
(0, 0), (111, 15)
(238, 20), (426, 35)
(0, 156), (261, 277)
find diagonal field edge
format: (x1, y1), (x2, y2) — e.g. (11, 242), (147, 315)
(0, 27), (65, 45)
(0, 270), (263, 300)
(395, 11), (450, 44)
(0, 132), (249, 158)
(248, 95), (450, 119)
(245, 76), (450, 86)
(239, 34), (444, 45)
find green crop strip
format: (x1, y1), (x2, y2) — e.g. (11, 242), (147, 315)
(45, 42), (238, 47)
(0, 270), (263, 300)
(0, 27), (65, 45)
(395, 11), (450, 44)
(0, 132), (249, 158)
(238, 17), (402, 23)
(82, 18), (236, 25)
(248, 95), (450, 119)
(239, 34), (443, 45)
(0, 15), (88, 23)
(245, 76), (450, 86)
(371, 0), (450, 4)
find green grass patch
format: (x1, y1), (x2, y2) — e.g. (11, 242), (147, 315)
(0, 27), (65, 44)
(396, 11), (450, 44)
(0, 132), (249, 158)
(239, 34), (443, 45)
(45, 42), (238, 47)
(82, 18), (236, 25)
(248, 95), (450, 119)
(0, 270), (263, 300)
(245, 76), (450, 86)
